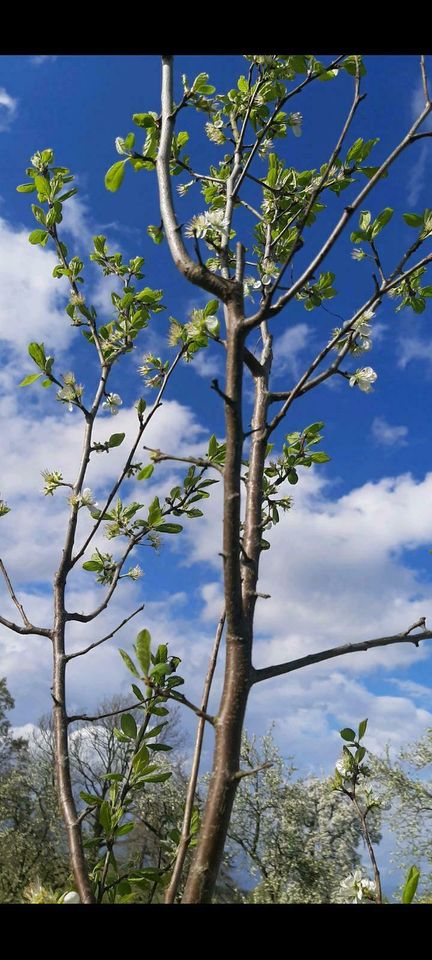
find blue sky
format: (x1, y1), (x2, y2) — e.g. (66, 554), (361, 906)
(1, 53), (432, 893)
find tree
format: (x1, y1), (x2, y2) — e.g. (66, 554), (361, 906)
(226, 729), (378, 903)
(0, 679), (69, 902)
(2, 53), (432, 903)
(371, 727), (432, 896)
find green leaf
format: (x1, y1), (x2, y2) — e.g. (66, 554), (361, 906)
(79, 791), (101, 805)
(121, 713), (137, 739)
(310, 451), (331, 463)
(359, 210), (371, 232)
(340, 727), (356, 742)
(82, 560), (103, 572)
(28, 342), (46, 369)
(105, 159), (128, 192)
(16, 183), (36, 193)
(304, 422), (324, 435)
(28, 229), (49, 245)
(119, 648), (140, 678)
(115, 822), (134, 837)
(140, 772), (172, 783)
(108, 432), (125, 448)
(342, 55), (366, 77)
(358, 718), (368, 739)
(402, 865), (420, 904)
(158, 523), (183, 534)
(403, 213), (424, 227)
(19, 372), (42, 387)
(147, 224), (164, 244)
(99, 800), (112, 834)
(203, 298), (219, 318)
(132, 113), (157, 128)
(371, 207), (393, 238)
(131, 683), (145, 702)
(135, 628), (151, 675)
(137, 464), (154, 481)
(143, 722), (167, 741)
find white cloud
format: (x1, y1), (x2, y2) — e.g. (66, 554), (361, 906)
(191, 349), (223, 379)
(407, 143), (430, 207)
(0, 87), (17, 132)
(186, 467), (432, 680)
(371, 416), (408, 447)
(397, 334), (432, 370)
(0, 217), (72, 354)
(29, 55), (57, 66)
(411, 80), (432, 128)
(272, 322), (311, 379)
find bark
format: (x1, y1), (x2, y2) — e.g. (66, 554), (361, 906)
(182, 301), (253, 902)
(53, 574), (95, 903)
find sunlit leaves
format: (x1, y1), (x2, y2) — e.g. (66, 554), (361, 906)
(105, 159), (129, 192)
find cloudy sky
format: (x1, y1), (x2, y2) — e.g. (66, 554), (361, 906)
(1, 55), (432, 889)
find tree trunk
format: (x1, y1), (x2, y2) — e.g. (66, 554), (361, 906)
(53, 575), (95, 903)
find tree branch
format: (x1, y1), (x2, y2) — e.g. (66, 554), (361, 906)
(142, 445), (224, 475)
(245, 90), (432, 329)
(72, 347), (185, 567)
(252, 619), (432, 684)
(66, 604), (145, 660)
(0, 559), (51, 636)
(157, 56), (229, 301)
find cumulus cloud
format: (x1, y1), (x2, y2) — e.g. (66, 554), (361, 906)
(0, 217), (71, 354)
(371, 416), (408, 447)
(0, 88), (17, 132)
(272, 322), (311, 379)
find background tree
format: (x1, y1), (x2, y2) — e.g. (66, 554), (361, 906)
(226, 729), (379, 903)
(371, 727), (432, 897)
(0, 678), (69, 902)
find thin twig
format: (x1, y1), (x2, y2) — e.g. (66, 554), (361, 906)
(0, 558), (32, 627)
(66, 605), (145, 660)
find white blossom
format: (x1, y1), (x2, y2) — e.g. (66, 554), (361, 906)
(349, 366), (377, 393)
(102, 393), (122, 415)
(335, 756), (353, 781)
(340, 869), (376, 903)
(127, 565), (143, 581)
(69, 488), (97, 510)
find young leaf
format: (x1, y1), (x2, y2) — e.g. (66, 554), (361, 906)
(105, 159), (128, 192)
(121, 713), (137, 739)
(158, 523), (183, 534)
(99, 800), (112, 834)
(340, 728), (356, 742)
(371, 207), (393, 238)
(137, 464), (154, 481)
(119, 648), (140, 678)
(19, 373), (42, 387)
(28, 229), (49, 245)
(358, 718), (368, 739)
(108, 433), (125, 448)
(135, 628), (151, 675)
(401, 865), (420, 904)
